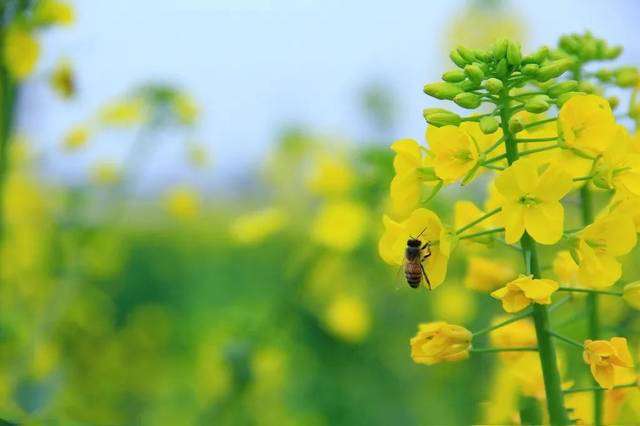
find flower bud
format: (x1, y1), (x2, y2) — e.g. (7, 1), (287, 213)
(495, 58), (508, 78)
(453, 93), (481, 109)
(547, 80), (579, 97)
(607, 96), (620, 110)
(521, 63), (539, 76)
(559, 35), (581, 53)
(536, 58), (574, 82)
(591, 171), (612, 190)
(479, 116), (500, 134)
(423, 108), (462, 126)
(417, 166), (439, 182)
(594, 68), (612, 82)
(442, 70), (466, 82)
(623, 282), (640, 310)
(506, 40), (522, 66)
(522, 46), (549, 65)
(410, 321), (472, 365)
(615, 67), (639, 87)
(464, 64), (484, 82)
(493, 38), (508, 60)
(577, 81), (597, 94)
(484, 78), (503, 94)
(524, 97), (550, 113)
(423, 82), (464, 100)
(456, 46), (476, 63)
(605, 45), (623, 60)
(508, 116), (524, 134)
(556, 91), (583, 107)
(450, 50), (467, 68)
(461, 79), (480, 91)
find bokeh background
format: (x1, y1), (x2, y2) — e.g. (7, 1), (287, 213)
(2, 0), (640, 424)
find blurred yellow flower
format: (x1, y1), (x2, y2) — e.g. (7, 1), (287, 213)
(576, 213), (637, 288)
(311, 200), (368, 252)
(251, 346), (287, 391)
(495, 158), (572, 244)
(455, 200), (492, 246)
(623, 281), (640, 310)
(378, 208), (449, 288)
(433, 285), (476, 324)
(603, 367), (639, 424)
(559, 94), (616, 155)
(410, 321), (471, 365)
(491, 275), (558, 313)
(389, 138), (430, 218)
(553, 250), (580, 287)
(595, 125), (640, 196)
(63, 125), (90, 150)
(464, 256), (516, 292)
(229, 207), (286, 245)
(489, 317), (537, 362)
(324, 294), (371, 343)
(4, 26), (40, 80)
(565, 392), (593, 425)
(187, 143), (210, 169)
(91, 161), (120, 185)
(100, 98), (146, 127)
(50, 59), (75, 99)
(34, 0), (75, 26)
(165, 187), (201, 220)
(607, 193), (640, 233)
(174, 93), (200, 125)
(427, 125), (480, 181)
(307, 154), (355, 197)
(583, 337), (634, 389)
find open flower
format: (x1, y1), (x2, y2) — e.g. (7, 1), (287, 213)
(464, 256), (516, 292)
(491, 275), (559, 313)
(311, 201), (368, 252)
(378, 208), (449, 288)
(495, 159), (573, 244)
(427, 125), (480, 181)
(594, 125), (640, 196)
(410, 321), (472, 365)
(575, 213), (637, 288)
(559, 94), (617, 155)
(389, 139), (434, 218)
(583, 337), (634, 389)
(552, 251), (580, 288)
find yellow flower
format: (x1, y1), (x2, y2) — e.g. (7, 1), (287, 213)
(603, 367), (639, 424)
(484, 180), (505, 228)
(559, 94), (616, 155)
(33, 0), (75, 26)
(100, 98), (146, 127)
(50, 59), (75, 99)
(432, 285), (476, 324)
(389, 138), (431, 218)
(454, 200), (496, 247)
(378, 208), (449, 288)
(307, 154), (355, 197)
(576, 213), (637, 288)
(460, 120), (504, 156)
(165, 187), (200, 220)
(623, 281), (640, 309)
(91, 161), (119, 185)
(427, 125), (480, 181)
(4, 26), (40, 80)
(595, 125), (640, 196)
(62, 126), (90, 150)
(410, 321), (471, 365)
(514, 111), (558, 167)
(464, 256), (516, 292)
(229, 207), (285, 245)
(174, 94), (199, 125)
(489, 317), (537, 361)
(491, 275), (559, 313)
(324, 294), (371, 343)
(311, 201), (368, 251)
(607, 193), (640, 233)
(583, 337), (634, 389)
(495, 158), (573, 244)
(553, 250), (581, 287)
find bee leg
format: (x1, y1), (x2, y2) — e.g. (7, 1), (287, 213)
(420, 263), (431, 291)
(421, 241), (432, 257)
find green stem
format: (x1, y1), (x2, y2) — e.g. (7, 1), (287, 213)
(522, 117), (557, 131)
(500, 89), (569, 425)
(563, 382), (638, 394)
(470, 346), (538, 353)
(573, 174), (595, 182)
(455, 207), (501, 235)
(518, 144), (560, 157)
(515, 137), (559, 143)
(472, 309), (532, 337)
(547, 330), (584, 349)
(457, 227), (504, 241)
(0, 47), (17, 242)
(557, 287), (622, 297)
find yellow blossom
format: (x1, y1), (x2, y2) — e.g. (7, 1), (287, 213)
(559, 94), (616, 155)
(324, 294), (371, 343)
(583, 337), (634, 389)
(491, 275), (559, 313)
(464, 256), (516, 292)
(63, 126), (90, 150)
(553, 250), (580, 287)
(410, 321), (471, 365)
(461, 120), (504, 157)
(91, 161), (120, 185)
(607, 194), (640, 233)
(427, 125), (480, 181)
(623, 281), (640, 309)
(100, 98), (146, 127)
(489, 317), (537, 362)
(389, 138), (431, 218)
(378, 208), (449, 288)
(50, 59), (75, 99)
(4, 26), (40, 80)
(307, 154), (355, 197)
(495, 158), (572, 244)
(595, 125), (640, 196)
(433, 285), (476, 324)
(165, 187), (201, 220)
(33, 0), (75, 26)
(603, 367), (639, 424)
(565, 391), (593, 425)
(174, 94), (200, 125)
(454, 200), (495, 247)
(229, 207), (286, 245)
(576, 212), (637, 288)
(311, 201), (368, 252)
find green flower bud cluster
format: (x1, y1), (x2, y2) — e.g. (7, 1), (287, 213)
(556, 31), (622, 62)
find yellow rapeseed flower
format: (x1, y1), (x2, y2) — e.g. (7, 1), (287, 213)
(491, 275), (559, 313)
(559, 94), (616, 155)
(165, 187), (201, 221)
(427, 124), (480, 181)
(455, 200), (492, 246)
(100, 98), (146, 127)
(489, 317), (537, 362)
(174, 94), (200, 125)
(324, 294), (371, 343)
(389, 138), (431, 218)
(595, 125), (640, 196)
(378, 208), (449, 288)
(583, 337), (634, 389)
(607, 193), (640, 233)
(553, 250), (580, 287)
(307, 154), (355, 197)
(495, 158), (572, 244)
(576, 212), (637, 288)
(432, 285), (476, 324)
(62, 126), (90, 150)
(464, 256), (516, 292)
(50, 59), (75, 99)
(410, 321), (471, 365)
(311, 200), (368, 252)
(4, 26), (40, 80)
(623, 281), (640, 309)
(33, 0), (75, 26)
(229, 207), (286, 245)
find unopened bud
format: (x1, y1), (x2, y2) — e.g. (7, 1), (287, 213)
(506, 40), (522, 66)
(423, 82), (464, 100)
(442, 70), (466, 82)
(423, 108), (462, 126)
(464, 64), (484, 82)
(450, 50), (467, 68)
(607, 96), (620, 110)
(495, 58), (509, 78)
(605, 46), (623, 60)
(508, 117), (525, 134)
(615, 67), (639, 87)
(479, 116), (500, 134)
(577, 81), (597, 94)
(453, 93), (482, 109)
(521, 63), (539, 76)
(461, 79), (480, 91)
(536, 58), (573, 82)
(556, 91), (583, 107)
(493, 38), (508, 60)
(522, 46), (549, 65)
(524, 97), (550, 113)
(456, 46), (476, 63)
(484, 78), (503, 94)
(594, 69), (612, 82)
(547, 80), (579, 97)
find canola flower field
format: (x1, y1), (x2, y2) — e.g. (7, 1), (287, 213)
(1, 1), (640, 425)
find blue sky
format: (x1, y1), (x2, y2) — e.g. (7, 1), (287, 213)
(18, 0), (640, 191)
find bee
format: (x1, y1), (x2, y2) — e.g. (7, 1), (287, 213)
(404, 228), (432, 290)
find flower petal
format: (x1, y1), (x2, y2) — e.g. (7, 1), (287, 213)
(524, 202), (564, 245)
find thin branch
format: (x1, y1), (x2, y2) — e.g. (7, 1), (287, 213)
(547, 330), (584, 349)
(470, 346), (539, 353)
(455, 207), (502, 235)
(472, 309), (532, 337)
(558, 287), (622, 297)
